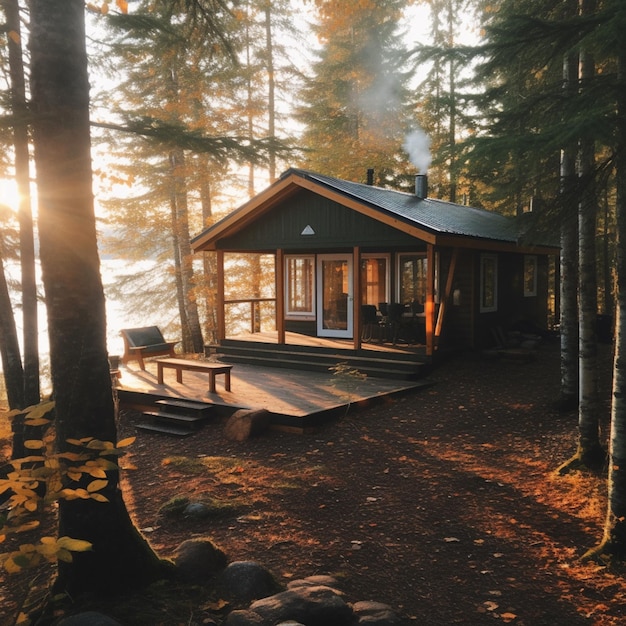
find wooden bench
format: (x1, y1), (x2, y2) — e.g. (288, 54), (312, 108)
(120, 326), (178, 370)
(156, 358), (233, 394)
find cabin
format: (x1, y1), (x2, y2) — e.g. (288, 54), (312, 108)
(191, 168), (558, 374)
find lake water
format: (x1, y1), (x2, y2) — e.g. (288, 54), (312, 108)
(2, 258), (168, 378)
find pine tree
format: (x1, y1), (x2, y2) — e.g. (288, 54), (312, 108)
(298, 0), (414, 187)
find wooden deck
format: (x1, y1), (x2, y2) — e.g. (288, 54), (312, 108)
(221, 330), (427, 355)
(116, 356), (431, 430)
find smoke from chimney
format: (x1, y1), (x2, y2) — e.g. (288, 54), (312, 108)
(403, 128), (432, 174)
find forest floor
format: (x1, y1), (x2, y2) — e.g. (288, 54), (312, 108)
(2, 339), (626, 625)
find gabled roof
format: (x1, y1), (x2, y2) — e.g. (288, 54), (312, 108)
(191, 168), (556, 253)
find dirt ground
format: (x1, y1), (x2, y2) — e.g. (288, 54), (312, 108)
(3, 340), (626, 625)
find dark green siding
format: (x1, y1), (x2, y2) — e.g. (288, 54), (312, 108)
(219, 189), (423, 251)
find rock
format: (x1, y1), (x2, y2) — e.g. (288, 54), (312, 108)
(287, 575), (341, 590)
(56, 612), (122, 626)
(173, 537), (227, 582)
(219, 560), (280, 603)
(249, 584), (354, 626)
(224, 409), (270, 442)
(223, 609), (265, 625)
(183, 501), (212, 519)
(352, 600), (402, 625)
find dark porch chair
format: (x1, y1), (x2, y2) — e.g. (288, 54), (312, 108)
(361, 304), (381, 342)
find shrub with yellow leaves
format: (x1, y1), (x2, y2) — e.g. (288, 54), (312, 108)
(0, 401), (135, 573)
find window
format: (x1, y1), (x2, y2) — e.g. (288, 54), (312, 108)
(524, 255), (537, 297)
(480, 254), (498, 312)
(360, 255), (389, 305)
(398, 254), (428, 305)
(285, 255), (315, 317)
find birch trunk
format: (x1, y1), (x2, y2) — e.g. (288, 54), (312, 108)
(557, 52), (579, 412)
(585, 7), (626, 561)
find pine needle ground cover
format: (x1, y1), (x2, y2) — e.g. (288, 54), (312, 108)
(2, 342), (624, 625)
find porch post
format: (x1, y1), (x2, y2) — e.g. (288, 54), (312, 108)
(434, 247), (459, 343)
(426, 244), (435, 356)
(276, 248), (286, 344)
(353, 246), (362, 349)
(216, 249), (226, 341)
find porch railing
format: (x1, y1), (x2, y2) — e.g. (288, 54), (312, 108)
(224, 297), (276, 334)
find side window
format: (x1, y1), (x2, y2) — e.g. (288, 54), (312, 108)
(480, 254), (498, 312)
(285, 255), (315, 318)
(524, 255), (537, 297)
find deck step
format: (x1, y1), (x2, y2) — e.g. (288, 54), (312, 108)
(138, 399), (214, 437)
(142, 411), (207, 425)
(221, 353), (420, 380)
(136, 422), (195, 437)
(155, 399), (214, 417)
(209, 342), (426, 380)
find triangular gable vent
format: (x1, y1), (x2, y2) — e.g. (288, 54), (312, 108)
(301, 225), (315, 235)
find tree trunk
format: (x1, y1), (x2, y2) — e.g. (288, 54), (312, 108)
(169, 147), (204, 353)
(29, 0), (169, 595)
(557, 52), (579, 412)
(560, 34), (605, 472)
(4, 0), (40, 410)
(264, 1), (276, 183)
(584, 5), (626, 562)
(0, 253), (24, 410)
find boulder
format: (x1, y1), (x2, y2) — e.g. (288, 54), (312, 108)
(223, 609), (265, 625)
(173, 537), (227, 582)
(287, 575), (341, 590)
(224, 409), (271, 442)
(219, 560), (280, 603)
(352, 600), (402, 624)
(249, 584), (354, 626)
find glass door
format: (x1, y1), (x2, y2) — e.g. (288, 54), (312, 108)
(316, 254), (353, 338)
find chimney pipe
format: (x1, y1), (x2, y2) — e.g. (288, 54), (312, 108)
(415, 174), (428, 198)
(367, 168), (374, 185)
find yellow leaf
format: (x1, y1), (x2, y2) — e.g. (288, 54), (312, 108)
(0, 534), (5, 543)
(116, 0), (128, 13)
(57, 537), (93, 552)
(12, 520), (40, 534)
(56, 548), (73, 563)
(24, 499), (38, 512)
(67, 470), (82, 482)
(117, 436), (136, 448)
(25, 417), (51, 427)
(16, 612), (30, 625)
(40, 536), (56, 545)
(24, 440), (43, 450)
(4, 557), (22, 573)
(90, 493), (109, 503)
(87, 468), (107, 479)
(87, 479), (108, 493)
(23, 400), (55, 422)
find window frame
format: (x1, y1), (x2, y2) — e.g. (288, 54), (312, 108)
(479, 254), (498, 313)
(523, 255), (538, 297)
(360, 253), (390, 305)
(284, 254), (316, 319)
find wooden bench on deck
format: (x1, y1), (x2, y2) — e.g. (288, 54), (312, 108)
(156, 358), (233, 394)
(120, 326), (178, 370)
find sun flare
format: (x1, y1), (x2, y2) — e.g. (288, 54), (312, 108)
(0, 178), (20, 213)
